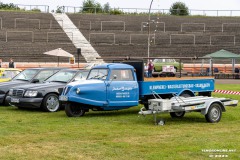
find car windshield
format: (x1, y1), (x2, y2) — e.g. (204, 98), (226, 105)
(13, 69), (38, 81)
(45, 70), (77, 83)
(87, 69), (108, 80)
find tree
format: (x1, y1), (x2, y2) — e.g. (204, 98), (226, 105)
(103, 2), (110, 13)
(82, 0), (102, 13)
(0, 2), (20, 10)
(169, 2), (189, 16)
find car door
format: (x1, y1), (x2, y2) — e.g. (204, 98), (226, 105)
(107, 69), (138, 108)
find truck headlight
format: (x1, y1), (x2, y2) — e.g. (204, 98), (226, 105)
(24, 90), (38, 97)
(9, 89), (13, 96)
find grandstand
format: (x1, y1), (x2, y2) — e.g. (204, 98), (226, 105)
(0, 11), (85, 64)
(1, 10), (240, 66)
(68, 14), (240, 63)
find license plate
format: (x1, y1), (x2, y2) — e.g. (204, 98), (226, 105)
(11, 98), (19, 103)
(59, 95), (68, 101)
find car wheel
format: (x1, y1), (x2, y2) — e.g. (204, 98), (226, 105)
(42, 93), (60, 112)
(65, 102), (85, 117)
(3, 92), (10, 106)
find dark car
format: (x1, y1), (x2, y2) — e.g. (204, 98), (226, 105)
(8, 69), (89, 112)
(0, 68), (64, 105)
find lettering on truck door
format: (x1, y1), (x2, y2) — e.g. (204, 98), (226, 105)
(107, 69), (138, 107)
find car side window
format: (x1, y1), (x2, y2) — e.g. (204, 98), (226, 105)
(110, 69), (134, 81)
(35, 70), (56, 82)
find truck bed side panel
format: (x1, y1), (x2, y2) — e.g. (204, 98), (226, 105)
(138, 78), (215, 96)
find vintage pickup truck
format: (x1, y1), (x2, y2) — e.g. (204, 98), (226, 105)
(60, 62), (217, 119)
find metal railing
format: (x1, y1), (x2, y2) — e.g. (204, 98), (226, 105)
(62, 6), (240, 16)
(1, 4), (240, 16)
(8, 4), (49, 13)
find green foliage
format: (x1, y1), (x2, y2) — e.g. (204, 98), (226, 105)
(103, 2), (110, 13)
(56, 6), (64, 13)
(110, 8), (124, 15)
(82, 0), (103, 13)
(170, 1), (189, 16)
(0, 2), (20, 10)
(30, 8), (41, 13)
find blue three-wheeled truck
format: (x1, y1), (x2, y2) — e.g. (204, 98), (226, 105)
(60, 61), (238, 124)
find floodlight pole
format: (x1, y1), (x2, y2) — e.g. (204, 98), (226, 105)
(147, 0), (154, 59)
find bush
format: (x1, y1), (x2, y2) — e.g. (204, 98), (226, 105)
(169, 2), (189, 16)
(110, 8), (123, 15)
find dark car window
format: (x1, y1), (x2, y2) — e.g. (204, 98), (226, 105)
(13, 69), (38, 81)
(46, 70), (77, 83)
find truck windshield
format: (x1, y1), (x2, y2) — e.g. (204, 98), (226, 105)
(87, 69), (108, 80)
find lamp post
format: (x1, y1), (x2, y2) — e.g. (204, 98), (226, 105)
(147, 0), (154, 59)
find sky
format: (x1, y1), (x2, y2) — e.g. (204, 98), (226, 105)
(1, 0), (240, 15)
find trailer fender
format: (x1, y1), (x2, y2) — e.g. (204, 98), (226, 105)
(177, 90), (195, 97)
(201, 100), (226, 115)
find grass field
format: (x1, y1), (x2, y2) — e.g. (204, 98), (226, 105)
(0, 84), (239, 160)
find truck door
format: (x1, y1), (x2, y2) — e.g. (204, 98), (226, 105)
(107, 69), (139, 108)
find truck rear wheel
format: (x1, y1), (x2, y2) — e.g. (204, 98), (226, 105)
(65, 102), (85, 117)
(205, 103), (222, 123)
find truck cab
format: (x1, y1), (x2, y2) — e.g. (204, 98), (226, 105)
(60, 63), (139, 116)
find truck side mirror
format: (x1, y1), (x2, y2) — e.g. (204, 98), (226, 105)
(108, 75), (117, 86)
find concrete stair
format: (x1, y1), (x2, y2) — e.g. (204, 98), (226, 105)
(52, 13), (104, 63)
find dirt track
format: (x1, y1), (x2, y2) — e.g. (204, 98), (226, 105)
(215, 79), (240, 84)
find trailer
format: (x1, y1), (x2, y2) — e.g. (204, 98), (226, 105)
(139, 95), (238, 125)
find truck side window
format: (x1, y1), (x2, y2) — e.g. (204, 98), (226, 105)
(110, 69), (134, 81)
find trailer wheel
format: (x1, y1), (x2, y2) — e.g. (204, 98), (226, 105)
(205, 103), (222, 123)
(65, 102), (85, 117)
(169, 92), (191, 118)
(170, 111), (185, 118)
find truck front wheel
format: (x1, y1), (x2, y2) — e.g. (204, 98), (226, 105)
(205, 103), (222, 123)
(65, 102), (85, 117)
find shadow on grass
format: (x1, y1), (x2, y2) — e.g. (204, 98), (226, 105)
(59, 108), (140, 118)
(3, 106), (216, 125)
(4, 105), (43, 112)
(136, 113), (208, 126)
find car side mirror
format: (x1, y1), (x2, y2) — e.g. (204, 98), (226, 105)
(32, 79), (40, 83)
